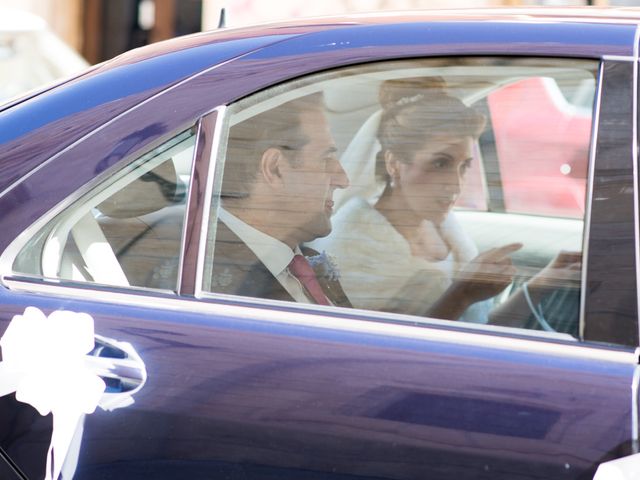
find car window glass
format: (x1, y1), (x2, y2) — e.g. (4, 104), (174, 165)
(12, 127), (197, 291)
(203, 58), (597, 338)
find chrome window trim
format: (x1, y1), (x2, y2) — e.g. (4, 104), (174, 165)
(579, 61), (604, 341)
(634, 24), (640, 347)
(177, 116), (209, 293)
(632, 346), (640, 453)
(602, 55), (636, 62)
(3, 276), (637, 366)
(633, 24), (640, 452)
(194, 105), (227, 296)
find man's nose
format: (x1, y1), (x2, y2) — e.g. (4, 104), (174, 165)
(331, 158), (350, 189)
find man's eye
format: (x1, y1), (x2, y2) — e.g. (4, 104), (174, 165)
(323, 155), (337, 167)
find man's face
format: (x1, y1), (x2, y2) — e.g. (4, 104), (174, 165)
(278, 106), (349, 244)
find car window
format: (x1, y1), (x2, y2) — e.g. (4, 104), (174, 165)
(202, 58), (598, 339)
(11, 127), (197, 291)
(457, 76), (594, 218)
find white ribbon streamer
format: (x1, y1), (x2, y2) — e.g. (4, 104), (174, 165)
(0, 307), (106, 480)
(594, 452), (640, 480)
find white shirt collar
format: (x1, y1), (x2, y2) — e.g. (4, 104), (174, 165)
(218, 207), (297, 277)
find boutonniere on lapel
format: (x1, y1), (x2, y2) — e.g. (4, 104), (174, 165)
(306, 251), (341, 282)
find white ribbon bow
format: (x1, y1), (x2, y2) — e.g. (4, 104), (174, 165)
(594, 452), (640, 480)
(0, 307), (106, 480)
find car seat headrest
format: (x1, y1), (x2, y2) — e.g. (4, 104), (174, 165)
(97, 160), (182, 218)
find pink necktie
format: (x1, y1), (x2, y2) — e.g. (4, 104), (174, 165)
(288, 254), (331, 305)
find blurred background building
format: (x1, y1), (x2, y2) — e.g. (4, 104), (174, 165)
(0, 0), (633, 64)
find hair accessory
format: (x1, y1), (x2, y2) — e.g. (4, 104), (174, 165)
(522, 282), (555, 332)
(395, 93), (424, 107)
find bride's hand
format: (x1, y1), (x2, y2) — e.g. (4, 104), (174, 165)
(454, 243), (523, 303)
(528, 250), (582, 292)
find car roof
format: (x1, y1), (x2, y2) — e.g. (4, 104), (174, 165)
(1, 7), (638, 197)
(48, 6), (640, 74)
(4, 6), (639, 110)
(56, 7), (640, 90)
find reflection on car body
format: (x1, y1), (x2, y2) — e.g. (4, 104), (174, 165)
(0, 7), (639, 480)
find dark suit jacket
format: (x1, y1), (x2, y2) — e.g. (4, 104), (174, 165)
(210, 221), (352, 308)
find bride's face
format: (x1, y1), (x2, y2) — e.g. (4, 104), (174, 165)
(395, 135), (474, 225)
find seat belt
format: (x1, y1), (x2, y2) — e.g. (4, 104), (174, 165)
(71, 213), (130, 287)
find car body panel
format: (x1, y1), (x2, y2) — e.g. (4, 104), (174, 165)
(0, 459), (21, 480)
(0, 10), (639, 480)
(0, 282), (636, 479)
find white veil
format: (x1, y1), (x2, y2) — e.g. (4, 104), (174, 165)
(333, 110), (386, 211)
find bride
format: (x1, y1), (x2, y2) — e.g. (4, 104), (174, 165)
(313, 77), (580, 328)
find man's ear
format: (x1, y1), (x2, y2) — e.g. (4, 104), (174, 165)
(260, 147), (284, 187)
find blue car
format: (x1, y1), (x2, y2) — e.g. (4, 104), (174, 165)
(0, 8), (638, 480)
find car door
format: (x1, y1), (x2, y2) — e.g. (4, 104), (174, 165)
(0, 20), (638, 480)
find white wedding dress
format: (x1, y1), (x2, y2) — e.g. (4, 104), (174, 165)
(312, 196), (491, 323)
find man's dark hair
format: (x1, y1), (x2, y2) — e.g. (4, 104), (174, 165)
(222, 92), (324, 198)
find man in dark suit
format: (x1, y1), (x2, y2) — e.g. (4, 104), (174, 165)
(209, 92), (351, 308)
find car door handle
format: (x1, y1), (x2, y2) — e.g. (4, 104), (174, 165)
(84, 335), (147, 410)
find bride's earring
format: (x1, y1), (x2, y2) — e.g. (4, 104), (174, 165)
(384, 151), (401, 189)
(387, 166), (399, 189)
